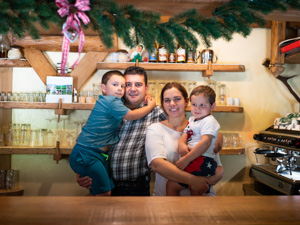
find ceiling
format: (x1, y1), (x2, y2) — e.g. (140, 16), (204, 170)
(114, 0), (300, 23)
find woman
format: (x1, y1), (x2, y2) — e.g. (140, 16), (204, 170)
(145, 82), (223, 196)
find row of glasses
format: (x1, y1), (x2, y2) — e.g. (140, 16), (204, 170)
(222, 133), (240, 148)
(148, 80), (197, 105)
(0, 92), (46, 102)
(0, 118), (86, 148)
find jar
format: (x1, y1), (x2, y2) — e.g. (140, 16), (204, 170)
(186, 49), (196, 63)
(168, 52), (176, 63)
(218, 83), (226, 105)
(7, 48), (22, 59)
(0, 34), (10, 58)
(158, 45), (167, 63)
(149, 43), (158, 63)
(176, 46), (186, 63)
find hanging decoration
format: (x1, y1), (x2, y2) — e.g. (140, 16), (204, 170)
(1, 1), (300, 55)
(56, 0), (90, 76)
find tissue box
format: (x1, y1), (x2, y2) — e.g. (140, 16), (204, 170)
(46, 76), (73, 103)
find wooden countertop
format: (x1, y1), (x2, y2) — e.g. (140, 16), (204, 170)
(0, 196), (299, 225)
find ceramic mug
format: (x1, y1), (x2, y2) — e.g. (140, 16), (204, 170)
(200, 49), (218, 64)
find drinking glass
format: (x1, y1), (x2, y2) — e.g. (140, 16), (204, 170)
(232, 133), (240, 147)
(29, 130), (37, 147)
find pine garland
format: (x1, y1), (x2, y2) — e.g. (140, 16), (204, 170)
(1, 0), (300, 51)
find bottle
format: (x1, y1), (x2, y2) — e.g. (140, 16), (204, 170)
(158, 44), (168, 63)
(73, 88), (78, 103)
(176, 45), (186, 63)
(168, 51), (176, 63)
(0, 34), (10, 58)
(186, 49), (196, 63)
(218, 83), (226, 105)
(149, 43), (158, 63)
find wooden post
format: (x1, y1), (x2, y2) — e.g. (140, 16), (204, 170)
(0, 68), (12, 169)
(270, 21), (286, 77)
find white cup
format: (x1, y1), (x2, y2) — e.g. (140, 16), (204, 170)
(233, 98), (240, 106)
(226, 97), (233, 106)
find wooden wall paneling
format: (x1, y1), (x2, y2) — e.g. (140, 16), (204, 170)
(12, 35), (118, 53)
(0, 68), (12, 169)
(71, 52), (109, 91)
(23, 48), (57, 84)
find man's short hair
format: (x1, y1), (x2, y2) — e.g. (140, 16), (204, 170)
(124, 66), (148, 85)
(101, 70), (124, 84)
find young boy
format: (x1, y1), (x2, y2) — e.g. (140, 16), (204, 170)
(69, 70), (156, 196)
(166, 85), (220, 196)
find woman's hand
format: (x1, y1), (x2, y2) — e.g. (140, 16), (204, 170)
(76, 174), (92, 190)
(190, 176), (209, 193)
(176, 155), (191, 170)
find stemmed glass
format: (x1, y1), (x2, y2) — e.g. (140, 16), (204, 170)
(46, 118), (55, 147)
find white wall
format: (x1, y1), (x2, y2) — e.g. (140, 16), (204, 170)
(10, 28), (300, 196)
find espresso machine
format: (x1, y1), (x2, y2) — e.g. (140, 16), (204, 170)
(250, 126), (300, 195)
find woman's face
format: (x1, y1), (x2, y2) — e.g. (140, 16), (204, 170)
(162, 87), (188, 118)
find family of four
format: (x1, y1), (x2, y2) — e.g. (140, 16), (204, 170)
(69, 66), (224, 196)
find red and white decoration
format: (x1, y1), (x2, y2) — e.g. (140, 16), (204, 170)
(56, 0), (90, 76)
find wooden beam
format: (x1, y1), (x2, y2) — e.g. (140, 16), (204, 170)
(114, 0), (300, 22)
(23, 48), (57, 84)
(270, 21), (286, 77)
(12, 35), (118, 53)
(0, 67), (12, 169)
(71, 52), (109, 91)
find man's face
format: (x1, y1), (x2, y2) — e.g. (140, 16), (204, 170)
(124, 74), (148, 107)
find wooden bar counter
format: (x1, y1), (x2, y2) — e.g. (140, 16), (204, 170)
(0, 196), (299, 225)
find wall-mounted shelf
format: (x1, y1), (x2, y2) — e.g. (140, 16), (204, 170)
(285, 52), (300, 64)
(220, 147), (245, 155)
(97, 62), (245, 72)
(0, 147), (72, 155)
(0, 146), (244, 155)
(0, 102), (243, 113)
(0, 59), (30, 67)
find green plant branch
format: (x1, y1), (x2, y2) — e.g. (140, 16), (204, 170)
(1, 0), (300, 51)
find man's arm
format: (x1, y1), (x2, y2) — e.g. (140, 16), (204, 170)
(76, 174), (92, 189)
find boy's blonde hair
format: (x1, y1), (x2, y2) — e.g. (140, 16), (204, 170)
(190, 85), (216, 105)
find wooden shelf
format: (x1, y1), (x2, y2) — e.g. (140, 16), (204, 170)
(0, 146), (244, 155)
(220, 147), (245, 155)
(97, 62), (245, 72)
(285, 52), (300, 64)
(0, 102), (95, 110)
(186, 105), (243, 113)
(0, 59), (30, 67)
(0, 102), (243, 112)
(0, 147), (72, 155)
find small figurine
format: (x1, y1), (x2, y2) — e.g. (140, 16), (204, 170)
(129, 44), (144, 62)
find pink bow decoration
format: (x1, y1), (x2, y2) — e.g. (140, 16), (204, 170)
(56, 0), (90, 76)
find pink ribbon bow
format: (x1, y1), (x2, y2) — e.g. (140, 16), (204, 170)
(56, 0), (90, 76)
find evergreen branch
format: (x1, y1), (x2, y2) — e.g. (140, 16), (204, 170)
(1, 0), (300, 51)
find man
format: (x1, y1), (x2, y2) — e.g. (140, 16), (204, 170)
(77, 66), (223, 196)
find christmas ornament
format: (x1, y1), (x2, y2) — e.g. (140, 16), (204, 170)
(56, 0), (90, 76)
